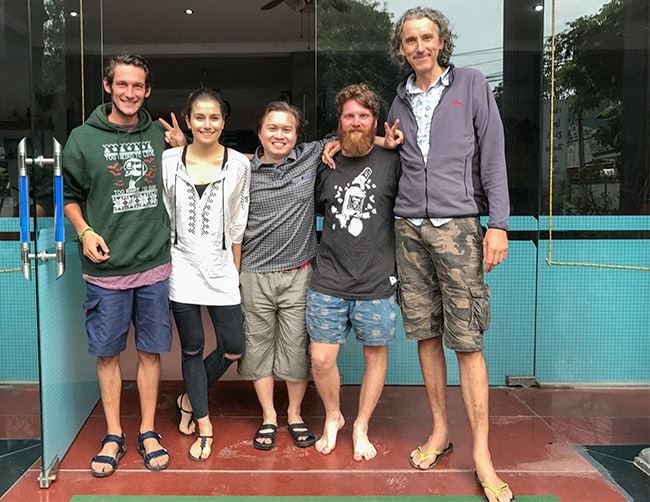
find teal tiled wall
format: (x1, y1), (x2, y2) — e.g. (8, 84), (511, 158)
(0, 219), (38, 382)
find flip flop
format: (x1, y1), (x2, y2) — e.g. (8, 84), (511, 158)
(409, 442), (454, 470)
(137, 430), (169, 471)
(288, 422), (316, 447)
(253, 423), (277, 451)
(90, 433), (127, 478)
(474, 471), (515, 502)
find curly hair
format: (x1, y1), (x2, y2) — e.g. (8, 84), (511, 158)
(390, 7), (456, 69)
(335, 83), (380, 118)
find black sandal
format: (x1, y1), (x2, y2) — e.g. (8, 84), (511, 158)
(176, 393), (195, 436)
(288, 422), (316, 447)
(188, 435), (213, 462)
(253, 423), (277, 451)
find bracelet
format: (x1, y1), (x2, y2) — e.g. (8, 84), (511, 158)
(78, 226), (95, 240)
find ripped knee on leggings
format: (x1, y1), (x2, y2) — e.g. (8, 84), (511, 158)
(182, 346), (203, 357)
(224, 352), (242, 361)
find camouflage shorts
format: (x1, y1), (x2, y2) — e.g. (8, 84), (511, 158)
(394, 217), (491, 352)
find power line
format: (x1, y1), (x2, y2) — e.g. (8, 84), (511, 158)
(454, 46), (502, 57)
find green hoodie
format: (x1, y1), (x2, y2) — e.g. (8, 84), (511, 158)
(63, 103), (171, 277)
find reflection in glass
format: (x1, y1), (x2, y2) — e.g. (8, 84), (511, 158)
(316, 1), (401, 137)
(544, 0), (649, 215)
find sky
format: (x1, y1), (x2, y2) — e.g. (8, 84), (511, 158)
(380, 0), (608, 84)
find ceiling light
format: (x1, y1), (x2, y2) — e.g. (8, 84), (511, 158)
(184, 8), (194, 15)
(70, 11), (79, 17)
(534, 5), (543, 12)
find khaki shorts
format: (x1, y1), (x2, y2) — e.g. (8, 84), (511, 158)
(237, 265), (311, 381)
(395, 217), (491, 352)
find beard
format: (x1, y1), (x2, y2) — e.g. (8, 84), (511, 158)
(338, 125), (375, 157)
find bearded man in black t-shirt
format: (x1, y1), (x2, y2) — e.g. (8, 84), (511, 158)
(306, 83), (401, 462)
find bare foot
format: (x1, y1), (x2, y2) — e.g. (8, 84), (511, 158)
(315, 413), (345, 455)
(352, 426), (377, 461)
(475, 469), (514, 502)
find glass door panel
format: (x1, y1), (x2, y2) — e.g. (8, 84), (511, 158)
(0, 1), (42, 493)
(18, 0), (102, 487)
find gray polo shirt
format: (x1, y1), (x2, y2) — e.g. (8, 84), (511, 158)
(241, 140), (326, 273)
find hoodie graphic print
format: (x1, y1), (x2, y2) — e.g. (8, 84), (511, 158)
(104, 139), (159, 213)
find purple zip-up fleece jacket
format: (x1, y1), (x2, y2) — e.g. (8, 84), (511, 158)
(388, 65), (509, 230)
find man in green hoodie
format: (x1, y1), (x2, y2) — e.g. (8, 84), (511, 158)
(63, 53), (184, 477)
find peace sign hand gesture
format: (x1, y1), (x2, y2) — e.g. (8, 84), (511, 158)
(159, 112), (187, 147)
(382, 119), (404, 149)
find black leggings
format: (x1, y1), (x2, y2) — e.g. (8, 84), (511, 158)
(171, 301), (244, 419)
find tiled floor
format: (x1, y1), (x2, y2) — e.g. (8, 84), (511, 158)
(0, 382), (649, 501)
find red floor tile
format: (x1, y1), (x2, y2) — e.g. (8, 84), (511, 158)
(543, 416), (650, 445)
(1, 382), (646, 502)
(1, 469), (626, 501)
(512, 388), (650, 418)
(0, 385), (40, 438)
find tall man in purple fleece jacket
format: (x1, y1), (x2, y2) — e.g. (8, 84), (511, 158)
(388, 7), (513, 502)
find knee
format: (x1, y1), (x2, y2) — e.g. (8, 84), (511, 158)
(181, 345), (203, 359)
(311, 351), (337, 374)
(363, 346), (387, 366)
(421, 336), (443, 350)
(97, 354), (120, 365)
(456, 349), (483, 364)
(224, 353), (242, 362)
(96, 354), (120, 372)
(137, 350), (160, 366)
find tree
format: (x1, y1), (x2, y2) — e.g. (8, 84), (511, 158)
(316, 0), (404, 137)
(544, 0), (625, 214)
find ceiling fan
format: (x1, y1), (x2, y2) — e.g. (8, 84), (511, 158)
(260, 0), (351, 13)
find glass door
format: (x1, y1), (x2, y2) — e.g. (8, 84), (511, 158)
(0, 1), (44, 493)
(315, 0), (539, 385)
(1, 0), (102, 488)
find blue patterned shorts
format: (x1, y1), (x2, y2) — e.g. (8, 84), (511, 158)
(306, 289), (397, 346)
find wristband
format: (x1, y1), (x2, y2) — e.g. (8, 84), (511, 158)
(78, 226), (95, 240)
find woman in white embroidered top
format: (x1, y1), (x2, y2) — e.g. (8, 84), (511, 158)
(162, 88), (250, 461)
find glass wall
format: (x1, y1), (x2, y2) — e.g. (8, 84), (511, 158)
(315, 1), (539, 386)
(543, 0), (650, 218)
(315, 0), (649, 384)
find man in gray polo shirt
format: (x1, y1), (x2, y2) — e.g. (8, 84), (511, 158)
(238, 101), (323, 450)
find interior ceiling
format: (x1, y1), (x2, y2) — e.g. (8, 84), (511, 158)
(89, 1), (324, 131)
(101, 0), (315, 56)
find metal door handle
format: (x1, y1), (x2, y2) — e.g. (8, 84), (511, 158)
(18, 138), (31, 280)
(17, 137), (66, 280)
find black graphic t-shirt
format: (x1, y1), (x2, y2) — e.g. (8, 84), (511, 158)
(310, 147), (401, 300)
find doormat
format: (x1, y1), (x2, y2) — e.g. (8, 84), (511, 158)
(71, 496), (560, 502)
(577, 443), (650, 502)
(0, 439), (41, 499)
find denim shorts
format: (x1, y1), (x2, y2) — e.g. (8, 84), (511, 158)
(84, 279), (172, 357)
(306, 289), (397, 346)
